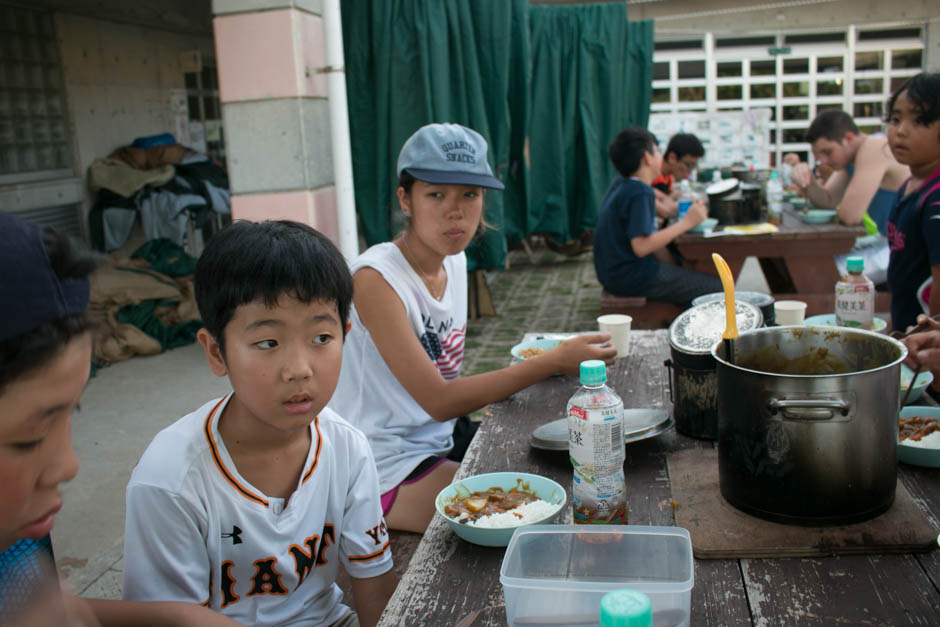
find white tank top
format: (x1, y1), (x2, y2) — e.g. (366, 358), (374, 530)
(328, 242), (468, 492)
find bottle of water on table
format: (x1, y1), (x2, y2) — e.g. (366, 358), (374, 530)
(567, 360), (627, 524)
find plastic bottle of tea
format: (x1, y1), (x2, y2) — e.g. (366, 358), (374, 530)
(567, 360), (627, 524)
(835, 256), (875, 329)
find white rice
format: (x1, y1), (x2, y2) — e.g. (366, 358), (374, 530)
(901, 431), (940, 449)
(461, 499), (560, 528)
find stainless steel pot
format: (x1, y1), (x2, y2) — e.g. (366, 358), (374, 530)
(712, 326), (907, 526)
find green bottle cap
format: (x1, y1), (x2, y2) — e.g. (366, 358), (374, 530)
(579, 360), (607, 386)
(599, 589), (653, 627)
(846, 257), (864, 273)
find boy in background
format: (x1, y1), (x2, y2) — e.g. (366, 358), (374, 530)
(651, 132), (705, 219)
(122, 220), (397, 626)
(593, 128), (722, 306)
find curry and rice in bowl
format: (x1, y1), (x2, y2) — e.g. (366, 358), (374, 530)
(435, 472), (566, 547)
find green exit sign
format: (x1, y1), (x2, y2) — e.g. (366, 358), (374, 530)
(768, 46), (792, 56)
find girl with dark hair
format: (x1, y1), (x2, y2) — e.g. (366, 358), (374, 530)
(329, 123), (616, 533)
(885, 72), (940, 331)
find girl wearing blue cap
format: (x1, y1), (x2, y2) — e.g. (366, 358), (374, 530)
(329, 123), (616, 532)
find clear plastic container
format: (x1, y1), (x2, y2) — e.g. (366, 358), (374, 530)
(835, 256), (875, 329)
(567, 360), (627, 524)
(500, 525), (694, 627)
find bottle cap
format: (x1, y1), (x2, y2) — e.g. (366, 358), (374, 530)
(846, 257), (864, 273)
(579, 360), (607, 386)
(599, 589), (653, 627)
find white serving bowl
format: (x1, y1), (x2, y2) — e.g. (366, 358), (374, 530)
(435, 472), (566, 547)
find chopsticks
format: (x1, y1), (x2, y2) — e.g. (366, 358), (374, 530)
(890, 314), (940, 340)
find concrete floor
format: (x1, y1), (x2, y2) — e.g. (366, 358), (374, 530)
(54, 248), (769, 600)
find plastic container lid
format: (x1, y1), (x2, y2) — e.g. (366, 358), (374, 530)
(579, 359), (607, 385)
(600, 590), (653, 627)
(846, 256), (864, 272)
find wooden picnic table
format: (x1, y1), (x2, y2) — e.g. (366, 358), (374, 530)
(379, 330), (940, 626)
(675, 207), (886, 317)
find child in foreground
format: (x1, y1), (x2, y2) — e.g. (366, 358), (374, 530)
(122, 220), (397, 626)
(0, 211), (238, 626)
(593, 127), (722, 306)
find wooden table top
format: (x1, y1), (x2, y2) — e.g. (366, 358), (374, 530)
(678, 205), (867, 242)
(379, 330), (940, 626)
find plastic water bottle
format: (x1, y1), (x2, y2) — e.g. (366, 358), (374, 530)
(600, 589), (652, 627)
(567, 360), (627, 524)
(765, 170), (784, 225)
(835, 256), (875, 329)
(677, 179), (693, 218)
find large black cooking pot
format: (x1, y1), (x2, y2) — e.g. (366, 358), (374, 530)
(706, 178), (762, 225)
(664, 300), (762, 440)
(712, 326), (907, 526)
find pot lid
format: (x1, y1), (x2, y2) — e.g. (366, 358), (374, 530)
(692, 290), (774, 308)
(669, 300), (762, 354)
(705, 178), (740, 196)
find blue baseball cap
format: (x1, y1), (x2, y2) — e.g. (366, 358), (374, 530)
(397, 123), (505, 190)
(0, 211), (90, 341)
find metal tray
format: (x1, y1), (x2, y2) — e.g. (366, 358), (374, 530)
(530, 409), (672, 451)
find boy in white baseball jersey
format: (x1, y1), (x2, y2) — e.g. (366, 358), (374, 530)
(122, 220), (397, 626)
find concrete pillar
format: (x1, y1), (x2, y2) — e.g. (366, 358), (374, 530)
(211, 0), (339, 241)
(926, 19), (940, 72)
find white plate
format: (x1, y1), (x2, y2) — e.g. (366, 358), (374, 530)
(510, 338), (561, 361)
(530, 409), (671, 451)
(898, 406), (940, 468)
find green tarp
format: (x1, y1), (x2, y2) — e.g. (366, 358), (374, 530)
(341, 0), (652, 269)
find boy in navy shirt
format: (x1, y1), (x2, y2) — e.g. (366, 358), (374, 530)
(593, 127), (722, 306)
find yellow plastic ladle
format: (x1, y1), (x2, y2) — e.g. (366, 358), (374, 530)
(711, 253), (737, 363)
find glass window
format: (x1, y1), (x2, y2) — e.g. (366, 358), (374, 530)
(716, 61), (741, 77)
(750, 83), (775, 99)
(854, 78), (883, 94)
(817, 80), (843, 96)
(783, 104), (809, 121)
(891, 76), (912, 93)
(750, 60), (776, 76)
(817, 103), (842, 114)
(716, 84), (742, 100)
(854, 102), (883, 119)
(678, 60), (705, 79)
(855, 51), (883, 71)
(782, 81), (809, 97)
(769, 129), (777, 144)
(817, 56), (843, 73)
(783, 128), (807, 143)
(891, 49), (922, 69)
(858, 124), (883, 134)
(652, 87), (670, 103)
(653, 61), (669, 80)
(0, 5), (70, 176)
(677, 86), (705, 102)
(783, 58), (809, 74)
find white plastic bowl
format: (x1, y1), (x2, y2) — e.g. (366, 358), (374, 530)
(435, 472), (566, 547)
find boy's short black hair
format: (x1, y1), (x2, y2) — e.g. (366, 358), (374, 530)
(195, 220), (353, 353)
(664, 133), (705, 160)
(885, 72), (940, 127)
(805, 109), (859, 144)
(0, 225), (101, 393)
(608, 127), (658, 178)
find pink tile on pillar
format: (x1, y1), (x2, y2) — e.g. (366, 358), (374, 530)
(231, 188), (339, 243)
(214, 9), (327, 102)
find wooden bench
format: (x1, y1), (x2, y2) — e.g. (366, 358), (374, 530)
(600, 290), (683, 329)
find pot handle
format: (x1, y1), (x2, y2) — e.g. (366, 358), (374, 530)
(663, 359), (674, 403)
(768, 398), (850, 420)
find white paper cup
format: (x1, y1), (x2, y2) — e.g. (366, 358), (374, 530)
(597, 314), (632, 357)
(774, 300), (807, 325)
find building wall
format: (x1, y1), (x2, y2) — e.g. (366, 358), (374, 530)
(55, 13), (214, 198)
